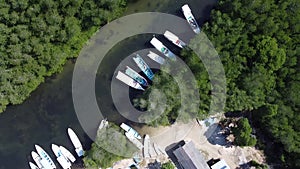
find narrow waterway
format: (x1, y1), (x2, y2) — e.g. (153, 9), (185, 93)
(0, 0), (217, 168)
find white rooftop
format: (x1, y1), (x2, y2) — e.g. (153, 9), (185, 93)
(211, 159), (231, 169)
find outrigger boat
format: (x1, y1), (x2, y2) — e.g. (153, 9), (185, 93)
(29, 162), (39, 169)
(163, 30), (187, 48)
(150, 37), (176, 60)
(133, 54), (154, 80)
(125, 66), (148, 86)
(116, 71), (145, 91)
(120, 123), (142, 139)
(59, 146), (76, 163)
(51, 144), (71, 169)
(147, 51), (165, 65)
(35, 145), (56, 169)
(182, 4), (200, 34)
(31, 151), (43, 169)
(67, 128), (85, 157)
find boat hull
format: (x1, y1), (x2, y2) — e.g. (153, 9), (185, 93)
(133, 54), (154, 80)
(147, 51), (165, 65)
(120, 123), (142, 140)
(116, 71), (145, 90)
(35, 145), (56, 169)
(182, 4), (200, 34)
(125, 66), (148, 86)
(29, 162), (39, 169)
(52, 144), (71, 169)
(60, 146), (76, 163)
(150, 37), (176, 60)
(31, 151), (43, 169)
(164, 30), (186, 48)
(67, 128), (85, 157)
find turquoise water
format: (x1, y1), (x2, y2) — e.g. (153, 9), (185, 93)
(0, 0), (217, 168)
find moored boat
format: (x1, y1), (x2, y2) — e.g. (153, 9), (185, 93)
(31, 151), (43, 169)
(182, 4), (200, 34)
(133, 54), (154, 80)
(143, 135), (150, 158)
(116, 71), (145, 91)
(98, 118), (109, 130)
(29, 162), (39, 169)
(35, 145), (56, 169)
(67, 128), (85, 157)
(120, 123), (142, 140)
(163, 30), (187, 48)
(124, 132), (144, 150)
(147, 51), (165, 65)
(51, 144), (71, 169)
(125, 66), (148, 86)
(150, 37), (176, 60)
(59, 146), (76, 163)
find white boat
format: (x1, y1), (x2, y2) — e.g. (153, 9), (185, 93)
(98, 119), (109, 130)
(67, 128), (85, 157)
(125, 66), (149, 86)
(163, 30), (187, 48)
(143, 135), (150, 158)
(35, 145), (56, 169)
(29, 162), (39, 169)
(147, 51), (165, 65)
(59, 146), (76, 163)
(124, 132), (144, 150)
(51, 144), (71, 169)
(182, 4), (200, 34)
(120, 123), (142, 139)
(150, 37), (176, 60)
(116, 71), (145, 91)
(31, 151), (43, 169)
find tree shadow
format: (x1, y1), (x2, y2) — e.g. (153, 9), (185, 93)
(205, 124), (231, 147)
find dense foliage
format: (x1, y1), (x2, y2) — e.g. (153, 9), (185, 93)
(135, 0), (299, 167)
(202, 0), (300, 168)
(161, 161), (175, 169)
(0, 0), (126, 112)
(83, 123), (138, 168)
(232, 118), (257, 146)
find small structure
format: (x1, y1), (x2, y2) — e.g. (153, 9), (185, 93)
(173, 141), (210, 169)
(209, 159), (231, 169)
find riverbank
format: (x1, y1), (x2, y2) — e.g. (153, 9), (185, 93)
(133, 118), (266, 169)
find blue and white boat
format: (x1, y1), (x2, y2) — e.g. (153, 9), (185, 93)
(133, 54), (154, 80)
(35, 145), (56, 169)
(182, 4), (200, 34)
(125, 66), (148, 86)
(67, 128), (85, 157)
(120, 123), (142, 140)
(51, 144), (71, 169)
(150, 37), (176, 60)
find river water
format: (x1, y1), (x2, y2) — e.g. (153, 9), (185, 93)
(0, 0), (217, 168)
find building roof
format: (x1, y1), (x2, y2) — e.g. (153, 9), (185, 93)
(173, 141), (210, 169)
(211, 159), (231, 169)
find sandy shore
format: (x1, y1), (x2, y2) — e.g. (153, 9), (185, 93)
(137, 118), (266, 169)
